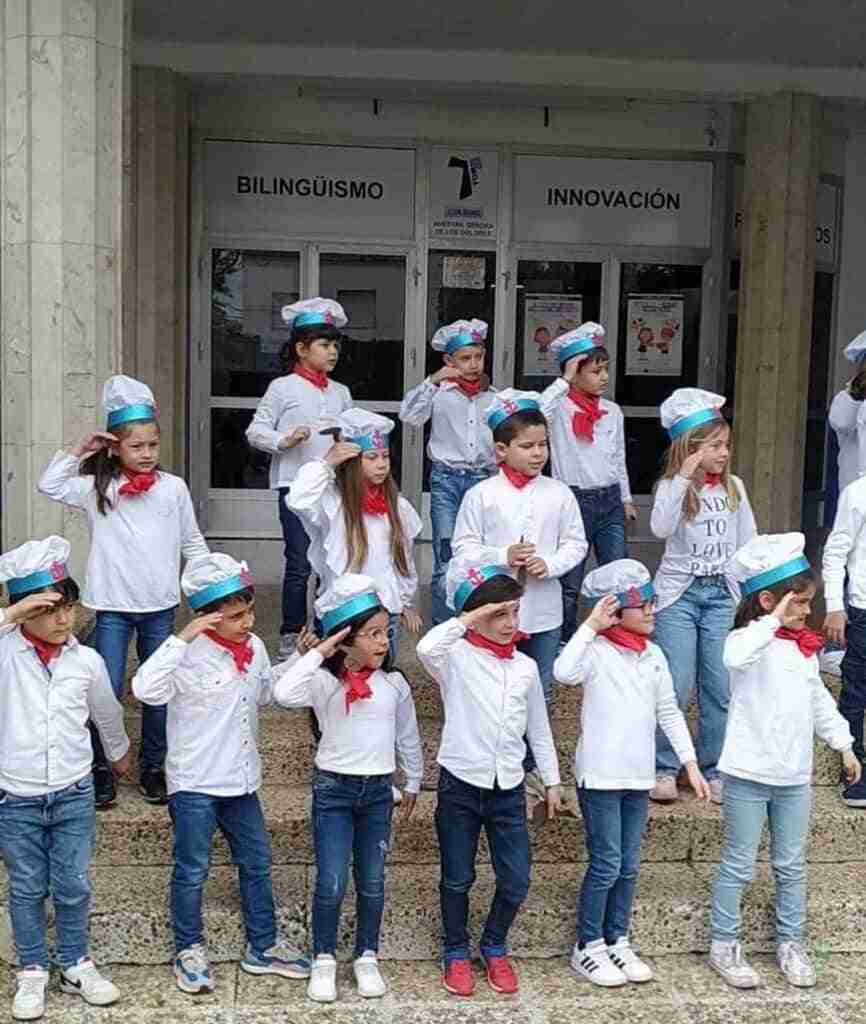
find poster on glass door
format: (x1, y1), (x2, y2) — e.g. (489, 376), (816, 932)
(625, 294), (684, 376)
(523, 294), (583, 377)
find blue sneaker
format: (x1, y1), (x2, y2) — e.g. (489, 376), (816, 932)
(173, 944), (215, 994)
(241, 940), (312, 979)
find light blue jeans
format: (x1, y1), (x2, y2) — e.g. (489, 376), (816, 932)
(653, 577), (734, 779)
(711, 774), (811, 942)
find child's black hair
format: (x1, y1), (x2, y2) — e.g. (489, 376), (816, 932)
(492, 408), (548, 446)
(279, 323), (343, 373)
(733, 568), (817, 630)
(570, 345), (610, 371)
(195, 586), (255, 616)
(9, 577), (80, 607)
(321, 604), (392, 677)
(461, 574), (524, 613)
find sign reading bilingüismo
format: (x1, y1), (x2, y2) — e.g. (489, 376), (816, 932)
(205, 141), (415, 239)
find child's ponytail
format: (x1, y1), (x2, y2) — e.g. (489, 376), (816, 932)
(80, 447), (121, 516)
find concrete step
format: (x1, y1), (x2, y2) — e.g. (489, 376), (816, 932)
(3, 861), (865, 966)
(4, 952), (865, 1024)
(85, 784), (866, 869)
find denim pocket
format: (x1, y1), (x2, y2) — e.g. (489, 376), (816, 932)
(74, 776), (95, 793)
(0, 791), (6, 805)
(312, 769), (339, 791)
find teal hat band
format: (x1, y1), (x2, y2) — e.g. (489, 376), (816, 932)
(615, 581), (655, 608)
(7, 564), (69, 597)
(321, 592), (382, 635)
(667, 407), (723, 440)
(487, 398), (541, 431)
(188, 574), (249, 611)
(107, 403), (156, 430)
(294, 311), (332, 329)
(354, 430), (389, 452)
(454, 565), (511, 613)
(445, 331), (485, 355)
(558, 336), (599, 365)
(740, 555), (811, 597)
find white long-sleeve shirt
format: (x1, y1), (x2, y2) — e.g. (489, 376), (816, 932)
(37, 452), (209, 613)
(0, 626), (129, 797)
(416, 617), (561, 790)
(245, 374), (353, 489)
(829, 389), (863, 493)
(287, 460), (421, 614)
(132, 633), (273, 797)
(539, 379), (632, 501)
(554, 624), (695, 790)
(823, 475), (866, 612)
(650, 474), (757, 611)
(273, 650), (423, 792)
(451, 471), (587, 633)
(398, 378), (497, 470)
(719, 615), (853, 786)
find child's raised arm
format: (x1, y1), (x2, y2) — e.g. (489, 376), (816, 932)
(272, 626), (350, 708)
(398, 377), (439, 426)
(649, 475), (691, 539)
(553, 594), (618, 685)
(415, 617), (465, 679)
(37, 447), (99, 508)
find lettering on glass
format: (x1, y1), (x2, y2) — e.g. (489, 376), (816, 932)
(236, 176), (385, 200)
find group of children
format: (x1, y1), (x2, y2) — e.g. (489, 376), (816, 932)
(1, 296), (865, 1020)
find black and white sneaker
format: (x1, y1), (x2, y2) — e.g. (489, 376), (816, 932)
(607, 937), (653, 982)
(93, 766), (117, 809)
(139, 772), (168, 804)
(570, 938), (628, 987)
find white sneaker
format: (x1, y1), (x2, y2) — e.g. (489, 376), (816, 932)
(307, 954), (337, 1003)
(709, 939), (761, 988)
(353, 950), (387, 998)
(649, 774), (679, 802)
(12, 967), (49, 1021)
(709, 778), (724, 805)
(277, 633), (299, 661)
(59, 957), (120, 1006)
(777, 941), (817, 987)
(570, 938), (628, 987)
(607, 937), (653, 983)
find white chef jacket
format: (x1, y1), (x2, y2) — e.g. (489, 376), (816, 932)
(829, 389), (863, 492)
(399, 378), (497, 471)
(823, 474), (866, 613)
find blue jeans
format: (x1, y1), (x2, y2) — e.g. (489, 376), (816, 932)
(711, 774), (811, 942)
(169, 791), (276, 954)
(0, 778), (95, 969)
(429, 463), (491, 625)
(652, 577), (734, 779)
(435, 767), (531, 963)
(518, 627), (560, 774)
(278, 489), (312, 635)
(562, 484), (627, 642)
(311, 769), (394, 957)
(576, 787), (649, 946)
(840, 605), (866, 764)
(89, 607), (176, 778)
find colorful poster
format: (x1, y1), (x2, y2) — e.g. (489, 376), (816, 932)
(523, 294), (583, 377)
(625, 294), (684, 377)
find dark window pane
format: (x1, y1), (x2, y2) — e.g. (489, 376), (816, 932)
(624, 417), (669, 496)
(804, 271), (834, 493)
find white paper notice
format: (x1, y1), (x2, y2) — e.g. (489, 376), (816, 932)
(625, 294), (684, 377)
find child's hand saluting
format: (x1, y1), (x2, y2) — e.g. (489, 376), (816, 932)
(324, 442), (362, 467)
(314, 626), (352, 659)
(179, 612), (224, 644)
(679, 443), (708, 480)
(772, 590), (806, 630)
(586, 595), (620, 633)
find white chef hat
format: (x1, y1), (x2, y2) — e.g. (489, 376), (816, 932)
(281, 298), (347, 331)
(102, 375), (157, 431)
(0, 536), (72, 598)
(549, 321), (606, 367)
(182, 553), (253, 611)
(431, 319), (488, 355)
(844, 330), (866, 366)
(581, 558), (655, 608)
(660, 388), (726, 440)
(446, 555), (515, 613)
(315, 574), (383, 635)
(486, 388), (543, 432)
(729, 533), (811, 596)
(333, 408), (395, 452)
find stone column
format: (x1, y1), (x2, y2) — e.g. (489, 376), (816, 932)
(733, 93), (821, 531)
(1, 0), (130, 557)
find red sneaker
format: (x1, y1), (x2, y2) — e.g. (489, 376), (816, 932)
(442, 958), (476, 997)
(484, 954), (519, 994)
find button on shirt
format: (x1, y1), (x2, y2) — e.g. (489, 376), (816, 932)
(650, 475), (757, 611)
(719, 615), (853, 786)
(829, 389), (863, 492)
(539, 379), (632, 500)
(554, 624), (695, 790)
(131, 633), (273, 797)
(823, 474), (866, 612)
(245, 374), (353, 489)
(417, 619), (560, 790)
(0, 625), (129, 797)
(399, 378), (497, 470)
(273, 650), (423, 791)
(452, 471), (587, 633)
(37, 453), (209, 613)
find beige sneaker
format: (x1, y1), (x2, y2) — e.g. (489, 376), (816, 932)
(649, 774), (678, 802)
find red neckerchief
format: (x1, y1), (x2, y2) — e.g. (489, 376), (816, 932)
(453, 377), (483, 398)
(775, 627), (825, 658)
(464, 629), (529, 660)
(567, 389), (608, 442)
(361, 483), (389, 517)
(205, 630), (254, 674)
(293, 364), (329, 391)
(118, 467), (158, 496)
(340, 665), (374, 713)
(22, 627), (63, 668)
(703, 472), (723, 488)
(500, 464), (535, 490)
(599, 625), (647, 654)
